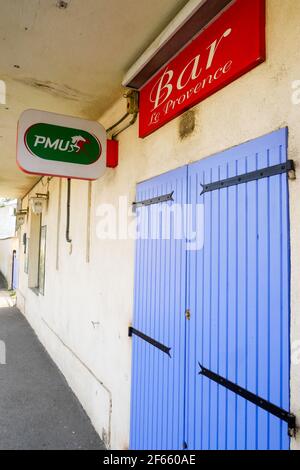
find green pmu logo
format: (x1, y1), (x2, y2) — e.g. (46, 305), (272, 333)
(25, 123), (102, 165)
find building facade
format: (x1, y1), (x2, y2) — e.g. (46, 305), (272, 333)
(16, 0), (300, 450)
(0, 200), (18, 288)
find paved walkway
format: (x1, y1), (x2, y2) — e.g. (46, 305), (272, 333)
(0, 287), (105, 450)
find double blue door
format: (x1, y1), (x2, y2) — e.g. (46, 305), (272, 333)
(130, 129), (291, 450)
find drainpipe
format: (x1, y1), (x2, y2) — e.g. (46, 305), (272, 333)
(106, 112), (129, 134)
(111, 112), (138, 139)
(106, 90), (139, 139)
(66, 178), (72, 243)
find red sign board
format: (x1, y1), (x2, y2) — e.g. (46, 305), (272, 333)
(139, 0), (266, 138)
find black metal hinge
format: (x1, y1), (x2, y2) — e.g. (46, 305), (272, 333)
(200, 160), (295, 195)
(129, 327), (171, 357)
(199, 364), (297, 437)
(132, 191), (174, 210)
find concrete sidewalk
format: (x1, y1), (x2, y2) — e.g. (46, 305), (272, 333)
(0, 293), (105, 450)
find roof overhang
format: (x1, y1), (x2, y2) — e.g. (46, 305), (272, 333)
(123, 0), (234, 90)
(0, 0), (190, 198)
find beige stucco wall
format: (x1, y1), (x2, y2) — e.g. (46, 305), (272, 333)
(17, 0), (300, 449)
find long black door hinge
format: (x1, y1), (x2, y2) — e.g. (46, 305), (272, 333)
(129, 327), (171, 357)
(132, 191), (174, 210)
(199, 364), (297, 437)
(200, 160), (295, 195)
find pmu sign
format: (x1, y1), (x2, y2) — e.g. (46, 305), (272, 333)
(139, 0), (266, 138)
(17, 109), (107, 180)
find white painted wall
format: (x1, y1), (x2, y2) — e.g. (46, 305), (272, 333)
(0, 203), (16, 239)
(0, 237), (18, 286)
(17, 0), (300, 450)
(0, 203), (18, 286)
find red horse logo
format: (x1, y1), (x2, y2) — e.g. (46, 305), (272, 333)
(69, 135), (91, 153)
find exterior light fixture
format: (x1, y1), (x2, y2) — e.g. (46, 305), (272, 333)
(15, 209), (28, 230)
(30, 193), (49, 215)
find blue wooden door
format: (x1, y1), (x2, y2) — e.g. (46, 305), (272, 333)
(185, 128), (290, 450)
(130, 166), (188, 450)
(130, 129), (291, 450)
(12, 250), (18, 290)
